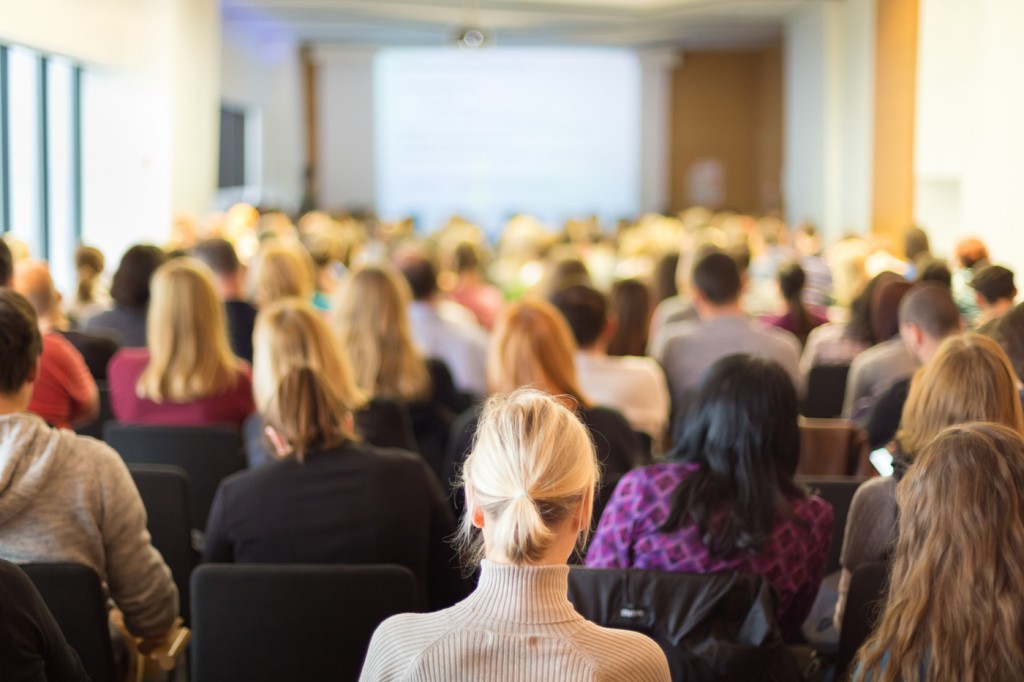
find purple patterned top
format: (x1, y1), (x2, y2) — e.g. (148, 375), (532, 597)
(585, 462), (833, 637)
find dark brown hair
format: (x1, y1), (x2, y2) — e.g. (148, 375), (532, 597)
(0, 290), (43, 394)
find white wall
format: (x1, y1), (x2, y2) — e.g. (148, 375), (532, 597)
(783, 0), (875, 242)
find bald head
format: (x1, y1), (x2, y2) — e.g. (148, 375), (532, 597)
(12, 261), (59, 319)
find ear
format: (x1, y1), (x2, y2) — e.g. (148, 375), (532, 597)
(975, 291), (986, 309)
(27, 361), (39, 384)
(601, 318), (617, 343)
(264, 426), (293, 458)
(466, 486), (486, 529)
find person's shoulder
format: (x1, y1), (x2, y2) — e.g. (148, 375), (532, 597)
(574, 622), (670, 681)
(792, 491), (835, 525)
(110, 347), (149, 367)
(751, 319), (802, 352)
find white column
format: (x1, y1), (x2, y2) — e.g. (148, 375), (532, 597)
(636, 48), (680, 214)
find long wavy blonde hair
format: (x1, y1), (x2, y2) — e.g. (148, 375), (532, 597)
(137, 259), (240, 402)
(895, 333), (1024, 459)
(487, 299), (589, 409)
(248, 242), (314, 306)
(330, 264), (431, 403)
(252, 298), (366, 417)
(855, 421), (1024, 681)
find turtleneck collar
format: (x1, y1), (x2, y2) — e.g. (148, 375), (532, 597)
(463, 560), (580, 625)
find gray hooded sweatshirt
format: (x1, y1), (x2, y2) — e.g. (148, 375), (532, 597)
(0, 412), (178, 638)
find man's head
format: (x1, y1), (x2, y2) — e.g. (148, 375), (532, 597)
(969, 265), (1016, 311)
(899, 281), (963, 363)
(690, 250), (742, 314)
(549, 284), (608, 351)
(193, 238), (245, 300)
(394, 249), (438, 302)
(0, 289), (42, 406)
(12, 261), (60, 326)
(0, 238), (12, 288)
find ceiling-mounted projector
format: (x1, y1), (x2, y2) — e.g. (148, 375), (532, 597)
(451, 27), (493, 50)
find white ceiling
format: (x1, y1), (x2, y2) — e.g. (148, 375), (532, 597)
(222, 0), (823, 49)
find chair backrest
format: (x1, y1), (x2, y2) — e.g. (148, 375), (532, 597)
(835, 562), (889, 681)
(191, 563), (418, 682)
(796, 476), (866, 575)
(20, 562), (118, 682)
(75, 382), (114, 441)
(798, 418), (872, 477)
(802, 365), (851, 419)
(104, 423), (246, 531)
(128, 464), (197, 624)
(567, 567), (801, 682)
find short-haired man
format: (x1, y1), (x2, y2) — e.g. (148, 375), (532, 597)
(863, 282), (963, 447)
(551, 284), (670, 444)
(969, 264), (1016, 333)
(193, 238), (257, 362)
(653, 251), (802, 417)
(0, 290), (178, 643)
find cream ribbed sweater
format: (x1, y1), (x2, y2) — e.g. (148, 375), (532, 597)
(359, 560), (670, 681)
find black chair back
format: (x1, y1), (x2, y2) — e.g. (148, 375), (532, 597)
(129, 464), (197, 624)
(21, 562), (118, 682)
(802, 365), (851, 419)
(104, 423), (245, 531)
(796, 476), (866, 575)
(567, 567), (801, 682)
(75, 382), (114, 441)
(191, 563), (418, 682)
(835, 562), (889, 681)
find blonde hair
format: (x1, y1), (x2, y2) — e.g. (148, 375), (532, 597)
(248, 243), (314, 306)
(263, 366), (350, 462)
(855, 422), (1024, 681)
(137, 259), (240, 403)
(487, 299), (589, 408)
(896, 333), (1024, 458)
(330, 264), (431, 402)
(459, 388), (598, 566)
(252, 298), (366, 414)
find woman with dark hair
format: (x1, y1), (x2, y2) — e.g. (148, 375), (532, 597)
(586, 354), (833, 639)
(763, 263), (828, 346)
(606, 279), (652, 357)
(82, 244), (166, 347)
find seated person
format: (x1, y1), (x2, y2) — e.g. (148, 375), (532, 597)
(761, 262), (828, 346)
(108, 259), (255, 427)
(0, 558), (88, 681)
(836, 333), (1023, 629)
(606, 278), (653, 358)
(446, 299), (639, 503)
(83, 244), (166, 347)
(853, 422), (1024, 680)
(245, 298), (417, 467)
(247, 242), (314, 309)
(969, 263), (1016, 333)
(12, 262), (99, 429)
(800, 272), (884, 376)
(550, 283), (669, 445)
(0, 290), (178, 645)
(204, 367), (465, 611)
(585, 354), (833, 641)
(193, 238), (258, 363)
(361, 389), (671, 682)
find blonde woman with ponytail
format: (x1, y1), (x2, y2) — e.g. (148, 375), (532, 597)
(361, 389), (670, 682)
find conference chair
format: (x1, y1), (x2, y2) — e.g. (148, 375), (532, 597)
(104, 423), (246, 531)
(75, 382), (115, 441)
(801, 365), (851, 419)
(21, 563), (118, 682)
(190, 563), (419, 682)
(567, 567), (801, 682)
(128, 464), (198, 624)
(798, 418), (872, 477)
(795, 476), (866, 575)
(835, 562), (889, 681)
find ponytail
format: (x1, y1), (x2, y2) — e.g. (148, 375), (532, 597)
(263, 365), (352, 461)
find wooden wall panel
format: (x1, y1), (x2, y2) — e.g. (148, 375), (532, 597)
(872, 0), (919, 252)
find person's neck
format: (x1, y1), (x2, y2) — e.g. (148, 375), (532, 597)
(37, 314), (65, 334)
(0, 389), (31, 416)
(217, 277), (245, 302)
(985, 299), (1014, 321)
(580, 340), (607, 356)
(697, 301), (744, 321)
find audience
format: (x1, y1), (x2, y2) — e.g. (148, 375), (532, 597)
(12, 262), (99, 429)
(193, 237), (258, 363)
(901, 226), (932, 281)
(652, 250), (802, 417)
(968, 264), (1016, 333)
(82, 244), (166, 347)
(586, 354), (832, 641)
(836, 332), (1024, 628)
(205, 366), (465, 611)
(762, 262), (828, 346)
(800, 272), (883, 376)
(448, 241), (505, 331)
(447, 299), (640, 499)
(863, 282), (962, 448)
(550, 284), (669, 445)
(108, 259), (255, 426)
(67, 245), (110, 324)
(245, 297), (417, 468)
(395, 250), (488, 398)
(248, 242), (314, 308)
(951, 236), (991, 325)
(853, 422), (1024, 681)
(0, 290), (179, 651)
(361, 389), (671, 682)
(605, 278), (652, 357)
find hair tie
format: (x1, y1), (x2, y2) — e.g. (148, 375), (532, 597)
(515, 490), (531, 500)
